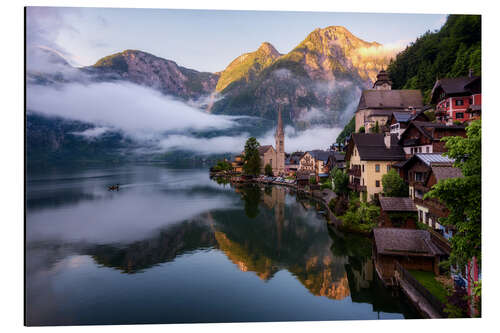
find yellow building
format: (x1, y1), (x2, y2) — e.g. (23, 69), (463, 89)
(346, 133), (406, 201)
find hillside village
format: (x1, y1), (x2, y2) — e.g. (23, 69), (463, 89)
(211, 68), (481, 319)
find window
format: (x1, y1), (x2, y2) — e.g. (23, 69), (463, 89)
(415, 172), (424, 182)
(469, 98), (473, 104)
(456, 99), (464, 106)
(456, 112), (464, 119)
(419, 210), (422, 222)
(426, 146), (430, 153)
(387, 165), (391, 172)
(362, 165), (364, 172)
(375, 164), (380, 172)
(362, 178), (364, 186)
(418, 147), (422, 153)
(375, 180), (380, 187)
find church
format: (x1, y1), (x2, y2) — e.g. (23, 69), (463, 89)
(258, 108), (285, 176)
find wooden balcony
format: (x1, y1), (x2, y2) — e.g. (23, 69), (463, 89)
(348, 166), (361, 177)
(348, 183), (366, 192)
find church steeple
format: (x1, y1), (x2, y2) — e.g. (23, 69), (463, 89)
(275, 106), (284, 153)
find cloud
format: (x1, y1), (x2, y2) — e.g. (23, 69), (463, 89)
(27, 81), (242, 137)
(26, 7), (82, 67)
(258, 125), (342, 152)
(353, 41), (408, 62)
(70, 127), (112, 139)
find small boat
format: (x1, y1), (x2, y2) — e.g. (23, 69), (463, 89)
(108, 184), (120, 191)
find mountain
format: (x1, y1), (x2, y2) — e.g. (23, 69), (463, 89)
(211, 26), (389, 125)
(215, 42), (281, 93)
(388, 15), (481, 102)
(85, 49), (219, 100)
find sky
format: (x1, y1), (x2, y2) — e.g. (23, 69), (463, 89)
(27, 7), (447, 72)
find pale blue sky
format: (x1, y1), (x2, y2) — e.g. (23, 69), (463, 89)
(29, 7), (447, 72)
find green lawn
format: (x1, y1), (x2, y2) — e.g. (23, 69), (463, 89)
(409, 270), (449, 303)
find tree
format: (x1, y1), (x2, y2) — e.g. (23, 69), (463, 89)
(331, 167), (349, 196)
(336, 116), (355, 144)
(425, 120), (481, 268)
(382, 169), (409, 197)
(358, 126), (365, 133)
(264, 163), (273, 176)
(243, 137), (261, 176)
(370, 121), (380, 133)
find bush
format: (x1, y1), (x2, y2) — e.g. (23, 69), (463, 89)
(309, 175), (318, 185)
(382, 169), (409, 197)
(264, 163), (273, 176)
(358, 126), (365, 133)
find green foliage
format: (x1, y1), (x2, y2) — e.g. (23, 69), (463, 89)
(370, 121), (380, 133)
(94, 52), (129, 72)
(358, 126), (365, 133)
(309, 175), (318, 185)
(340, 196), (379, 232)
(243, 137), (262, 176)
(336, 116), (355, 143)
(408, 270), (449, 304)
(425, 110), (436, 122)
(211, 159), (233, 172)
(264, 163), (273, 176)
(388, 15), (481, 103)
(331, 167), (349, 196)
(425, 120), (481, 268)
(382, 169), (409, 197)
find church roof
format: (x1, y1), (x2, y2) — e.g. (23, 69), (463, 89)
(357, 90), (423, 111)
(258, 145), (274, 155)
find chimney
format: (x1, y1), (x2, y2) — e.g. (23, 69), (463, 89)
(384, 133), (391, 149)
(469, 68), (474, 78)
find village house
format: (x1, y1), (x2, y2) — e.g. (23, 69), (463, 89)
(231, 154), (244, 173)
(298, 150), (335, 180)
(395, 153), (463, 239)
(285, 152), (303, 176)
(398, 121), (466, 158)
(354, 70), (424, 133)
(345, 133), (406, 201)
(431, 71), (481, 124)
(373, 228), (445, 284)
(386, 109), (429, 139)
(379, 197), (418, 229)
(326, 152), (346, 173)
(258, 108), (286, 176)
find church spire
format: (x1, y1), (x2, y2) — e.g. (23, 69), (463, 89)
(276, 105), (284, 137)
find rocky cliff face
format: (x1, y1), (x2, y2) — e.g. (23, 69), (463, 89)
(216, 42), (281, 93)
(211, 26), (390, 125)
(87, 50), (219, 100)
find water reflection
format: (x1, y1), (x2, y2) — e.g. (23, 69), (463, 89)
(26, 164), (418, 325)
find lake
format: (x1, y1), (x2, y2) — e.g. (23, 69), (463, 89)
(25, 163), (418, 325)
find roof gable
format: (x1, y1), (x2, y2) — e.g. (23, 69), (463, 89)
(350, 133), (405, 161)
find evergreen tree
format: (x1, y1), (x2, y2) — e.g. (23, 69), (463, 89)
(243, 137), (261, 176)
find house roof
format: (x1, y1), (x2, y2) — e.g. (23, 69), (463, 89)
(307, 150), (334, 163)
(350, 133), (405, 161)
(379, 197), (417, 212)
(400, 121), (466, 144)
(373, 228), (444, 257)
(414, 153), (455, 166)
(357, 90), (423, 111)
(431, 76), (481, 103)
(258, 145), (274, 155)
(431, 166), (463, 181)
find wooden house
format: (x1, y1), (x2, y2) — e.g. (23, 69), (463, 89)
(373, 228), (445, 284)
(379, 197), (417, 229)
(386, 110), (429, 139)
(398, 121), (466, 158)
(395, 153), (463, 239)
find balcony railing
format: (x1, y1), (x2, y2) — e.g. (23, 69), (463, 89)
(348, 183), (366, 192)
(348, 166), (361, 177)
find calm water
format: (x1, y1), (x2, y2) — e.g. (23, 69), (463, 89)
(26, 163), (418, 326)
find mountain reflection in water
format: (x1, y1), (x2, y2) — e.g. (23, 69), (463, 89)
(26, 164), (418, 325)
